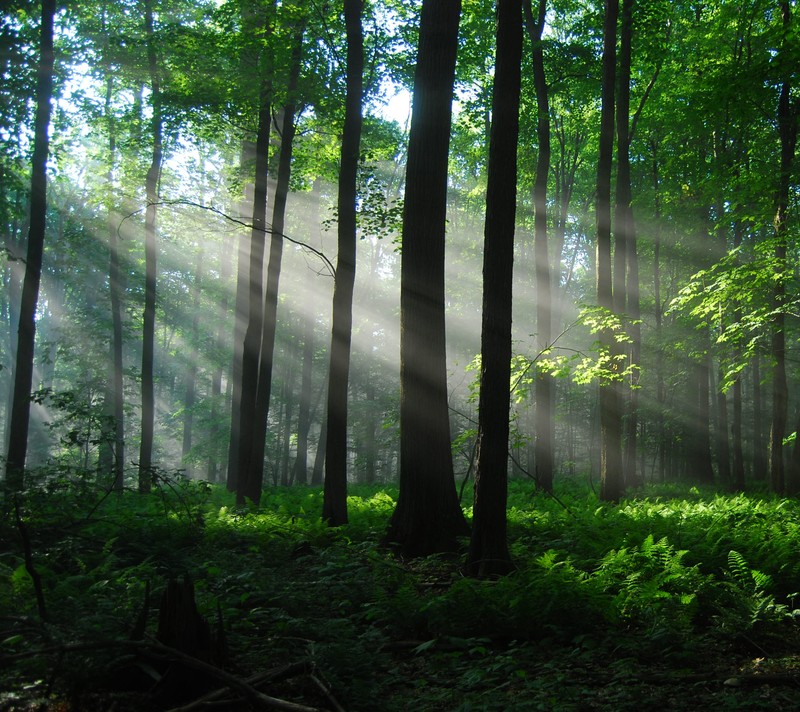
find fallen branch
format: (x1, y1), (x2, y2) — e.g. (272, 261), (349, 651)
(309, 672), (346, 712)
(140, 638), (323, 712)
(166, 660), (312, 712)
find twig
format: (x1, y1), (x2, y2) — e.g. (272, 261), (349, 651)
(13, 498), (48, 622)
(309, 672), (347, 712)
(118, 200), (336, 278)
(166, 661), (311, 712)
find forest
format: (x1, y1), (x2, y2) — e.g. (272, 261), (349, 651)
(2, 0), (800, 709)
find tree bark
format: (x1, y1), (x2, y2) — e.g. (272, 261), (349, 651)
(616, 0), (641, 489)
(5, 0), (56, 491)
(138, 0), (163, 493)
(385, 0), (470, 556)
(769, 1), (798, 494)
(239, 27), (304, 506)
(596, 0), (622, 502)
(292, 310), (315, 486)
(323, 0), (364, 526)
(466, 0), (522, 578)
(523, 0), (554, 494)
(182, 248), (202, 477)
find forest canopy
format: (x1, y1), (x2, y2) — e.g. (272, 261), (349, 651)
(2, 0), (800, 708)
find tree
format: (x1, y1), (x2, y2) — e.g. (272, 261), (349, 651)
(385, 0), (470, 556)
(322, 0), (364, 527)
(138, 0), (163, 493)
(769, 0), (798, 494)
(523, 0), (554, 494)
(5, 0), (56, 492)
(238, 19), (305, 506)
(596, 0), (622, 502)
(466, 0), (523, 578)
(233, 81), (272, 504)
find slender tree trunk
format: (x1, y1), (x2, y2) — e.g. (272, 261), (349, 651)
(323, 0), (364, 526)
(651, 141), (666, 481)
(769, 1), (798, 494)
(182, 248), (202, 477)
(208, 231), (232, 483)
(385, 0), (470, 555)
(5, 0), (55, 491)
(280, 356), (296, 487)
(731, 221), (745, 490)
(716, 360), (731, 486)
(227, 161), (258, 489)
(138, 0), (162, 492)
(752, 354), (766, 479)
(311, 402), (327, 486)
(466, 0), (522, 578)
(233, 85), (272, 503)
(240, 28), (304, 506)
(693, 346), (714, 484)
(292, 310), (315, 486)
(523, 0), (554, 494)
(99, 21), (126, 491)
(596, 0), (622, 502)
(227, 1), (269, 493)
(363, 380), (377, 484)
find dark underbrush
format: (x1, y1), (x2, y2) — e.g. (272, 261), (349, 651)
(2, 474), (800, 710)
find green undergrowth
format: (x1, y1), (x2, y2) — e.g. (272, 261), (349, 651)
(2, 475), (800, 710)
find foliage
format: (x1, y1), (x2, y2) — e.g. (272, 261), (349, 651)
(2, 478), (800, 709)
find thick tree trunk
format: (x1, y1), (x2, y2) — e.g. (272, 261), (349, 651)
(323, 0), (364, 526)
(596, 0), (622, 502)
(5, 0), (55, 491)
(138, 0), (162, 493)
(385, 0), (470, 556)
(466, 0), (522, 578)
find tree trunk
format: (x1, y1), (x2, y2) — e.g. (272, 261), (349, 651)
(5, 0), (55, 492)
(292, 310), (315, 486)
(280, 356), (296, 487)
(182, 248), (202, 477)
(466, 0), (522, 578)
(692, 347), (714, 484)
(716, 362), (731, 486)
(596, 0), (622, 503)
(208, 229), (232, 483)
(239, 27), (304, 506)
(234, 83), (272, 504)
(323, 0), (363, 526)
(731, 221), (745, 490)
(769, 1), (798, 494)
(227, 1), (269, 493)
(138, 0), (162, 493)
(100, 23), (126, 492)
(385, 0), (470, 556)
(752, 353), (766, 479)
(523, 0), (554, 494)
(651, 141), (666, 482)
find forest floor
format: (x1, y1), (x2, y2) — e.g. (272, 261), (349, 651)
(2, 477), (800, 710)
